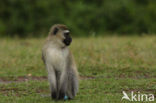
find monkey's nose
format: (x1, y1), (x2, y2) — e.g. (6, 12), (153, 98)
(63, 37), (72, 46)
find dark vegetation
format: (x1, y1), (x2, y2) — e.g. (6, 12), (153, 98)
(0, 0), (156, 37)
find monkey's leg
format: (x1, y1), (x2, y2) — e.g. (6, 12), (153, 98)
(47, 65), (57, 99)
(58, 71), (68, 99)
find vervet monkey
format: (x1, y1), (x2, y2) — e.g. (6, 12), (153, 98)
(42, 24), (79, 100)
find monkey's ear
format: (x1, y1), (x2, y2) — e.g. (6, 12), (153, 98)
(53, 27), (59, 35)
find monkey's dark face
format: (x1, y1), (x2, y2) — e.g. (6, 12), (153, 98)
(51, 25), (72, 47)
(63, 30), (72, 46)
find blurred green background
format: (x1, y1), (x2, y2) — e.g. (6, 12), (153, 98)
(0, 0), (156, 37)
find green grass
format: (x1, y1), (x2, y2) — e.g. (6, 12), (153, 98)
(0, 36), (156, 103)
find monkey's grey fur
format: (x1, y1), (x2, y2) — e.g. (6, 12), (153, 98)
(42, 24), (79, 100)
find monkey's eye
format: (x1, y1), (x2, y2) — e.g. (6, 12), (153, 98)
(53, 27), (59, 35)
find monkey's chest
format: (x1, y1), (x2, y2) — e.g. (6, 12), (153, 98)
(46, 48), (68, 71)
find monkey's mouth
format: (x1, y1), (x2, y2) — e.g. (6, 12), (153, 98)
(63, 37), (72, 46)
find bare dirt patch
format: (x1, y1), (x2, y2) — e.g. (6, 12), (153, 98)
(80, 75), (96, 80)
(0, 76), (47, 84)
(0, 75), (96, 84)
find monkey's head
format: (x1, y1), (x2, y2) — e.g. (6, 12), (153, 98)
(48, 24), (72, 47)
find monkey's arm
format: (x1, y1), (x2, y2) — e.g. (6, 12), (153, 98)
(42, 48), (57, 99)
(58, 54), (79, 99)
(67, 54), (79, 99)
